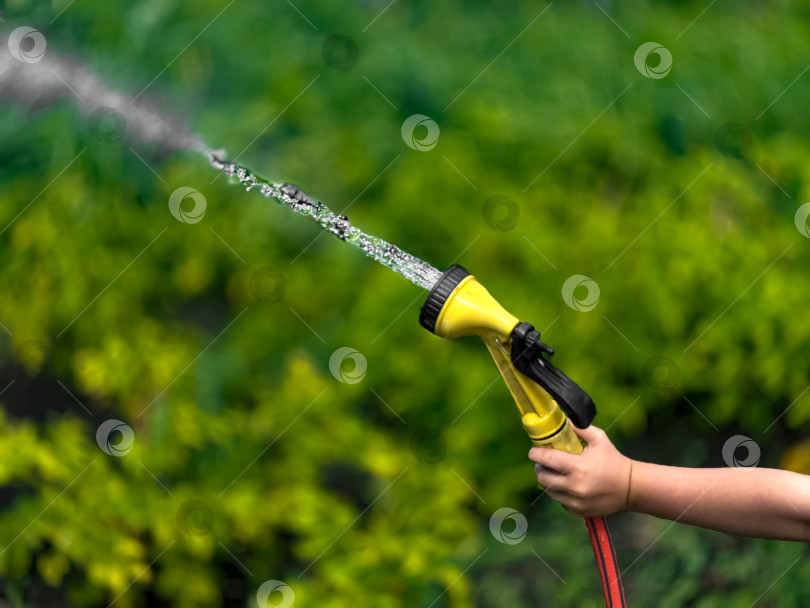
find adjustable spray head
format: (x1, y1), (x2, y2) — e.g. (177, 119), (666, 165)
(419, 265), (596, 430)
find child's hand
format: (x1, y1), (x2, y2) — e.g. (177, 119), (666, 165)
(528, 423), (633, 518)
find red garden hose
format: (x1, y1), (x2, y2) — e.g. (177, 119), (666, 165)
(586, 516), (627, 607)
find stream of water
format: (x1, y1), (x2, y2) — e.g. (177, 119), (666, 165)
(208, 152), (444, 290)
(2, 41), (444, 289)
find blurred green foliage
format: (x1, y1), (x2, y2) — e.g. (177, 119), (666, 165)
(1, 0), (810, 606)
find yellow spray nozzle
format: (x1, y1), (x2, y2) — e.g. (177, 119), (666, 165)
(421, 271), (519, 341)
(419, 265), (595, 454)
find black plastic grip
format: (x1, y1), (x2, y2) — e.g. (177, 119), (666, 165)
(510, 322), (596, 429)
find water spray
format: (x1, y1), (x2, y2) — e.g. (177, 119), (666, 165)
(0, 43), (206, 154)
(208, 153), (443, 289)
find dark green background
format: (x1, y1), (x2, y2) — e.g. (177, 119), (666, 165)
(1, 0), (809, 606)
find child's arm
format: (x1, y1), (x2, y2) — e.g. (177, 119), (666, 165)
(528, 423), (810, 542)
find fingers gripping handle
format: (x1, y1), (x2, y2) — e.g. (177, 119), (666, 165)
(510, 322), (596, 429)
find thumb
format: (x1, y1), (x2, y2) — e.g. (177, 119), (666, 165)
(569, 420), (605, 446)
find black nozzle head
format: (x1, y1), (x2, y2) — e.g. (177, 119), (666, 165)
(419, 265), (470, 334)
